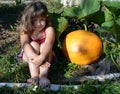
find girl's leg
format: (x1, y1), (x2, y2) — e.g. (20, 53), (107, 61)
(39, 43), (53, 87)
(23, 41), (40, 85)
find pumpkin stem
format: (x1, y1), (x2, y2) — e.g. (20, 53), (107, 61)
(83, 24), (87, 31)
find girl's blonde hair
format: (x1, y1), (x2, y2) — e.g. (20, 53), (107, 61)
(17, 0), (51, 35)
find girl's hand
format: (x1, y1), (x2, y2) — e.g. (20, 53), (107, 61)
(29, 55), (44, 66)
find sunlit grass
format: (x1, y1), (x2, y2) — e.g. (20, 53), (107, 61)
(0, 47), (29, 82)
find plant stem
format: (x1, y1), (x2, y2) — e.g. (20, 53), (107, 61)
(110, 54), (120, 69)
(83, 24), (87, 31)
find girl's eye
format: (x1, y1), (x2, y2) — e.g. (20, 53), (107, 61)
(31, 17), (46, 24)
(32, 19), (37, 24)
(41, 18), (46, 21)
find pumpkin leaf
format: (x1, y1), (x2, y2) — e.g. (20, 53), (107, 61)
(61, 0), (100, 19)
(51, 14), (68, 42)
(116, 17), (120, 26)
(103, 1), (120, 9)
(102, 20), (114, 28)
(87, 10), (105, 24)
(98, 20), (120, 42)
(104, 7), (113, 22)
(56, 17), (69, 40)
(103, 1), (120, 18)
(95, 0), (120, 42)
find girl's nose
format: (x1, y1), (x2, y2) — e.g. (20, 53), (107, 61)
(35, 20), (41, 26)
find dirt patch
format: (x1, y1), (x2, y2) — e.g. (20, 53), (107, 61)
(0, 31), (20, 54)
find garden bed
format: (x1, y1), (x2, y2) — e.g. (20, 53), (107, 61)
(0, 0), (120, 93)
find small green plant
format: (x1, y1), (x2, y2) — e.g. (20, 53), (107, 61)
(0, 85), (45, 94)
(64, 63), (78, 78)
(98, 80), (120, 94)
(64, 63), (88, 78)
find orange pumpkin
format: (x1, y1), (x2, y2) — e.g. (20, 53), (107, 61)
(62, 30), (102, 65)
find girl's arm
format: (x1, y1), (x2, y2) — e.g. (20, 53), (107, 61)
(31, 27), (55, 65)
(20, 32), (37, 58)
(40, 26), (55, 60)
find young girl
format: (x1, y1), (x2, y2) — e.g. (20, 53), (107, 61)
(17, 0), (55, 88)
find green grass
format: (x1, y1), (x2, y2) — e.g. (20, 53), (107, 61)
(0, 43), (120, 93)
(0, 79), (120, 94)
(0, 47), (29, 82)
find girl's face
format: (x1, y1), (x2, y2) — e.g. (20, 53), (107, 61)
(32, 15), (46, 32)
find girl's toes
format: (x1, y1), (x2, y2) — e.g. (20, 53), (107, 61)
(27, 77), (39, 85)
(39, 77), (50, 88)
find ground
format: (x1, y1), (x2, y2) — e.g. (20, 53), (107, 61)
(0, 31), (20, 55)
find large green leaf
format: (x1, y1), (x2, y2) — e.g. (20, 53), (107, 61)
(103, 1), (120, 9)
(104, 7), (113, 22)
(103, 1), (120, 18)
(61, 0), (100, 19)
(116, 17), (120, 26)
(99, 20), (120, 42)
(87, 10), (105, 24)
(102, 20), (114, 27)
(99, 1), (120, 42)
(56, 17), (69, 40)
(51, 14), (68, 42)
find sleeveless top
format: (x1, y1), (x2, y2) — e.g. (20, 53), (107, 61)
(30, 30), (46, 44)
(17, 30), (46, 61)
(17, 29), (57, 63)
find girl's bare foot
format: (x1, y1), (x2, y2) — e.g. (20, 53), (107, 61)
(27, 77), (39, 85)
(39, 77), (50, 88)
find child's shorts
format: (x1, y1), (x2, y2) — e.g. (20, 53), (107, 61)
(17, 50), (24, 62)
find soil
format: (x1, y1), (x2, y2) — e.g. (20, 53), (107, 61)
(0, 5), (21, 55)
(0, 11), (20, 55)
(0, 31), (20, 55)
